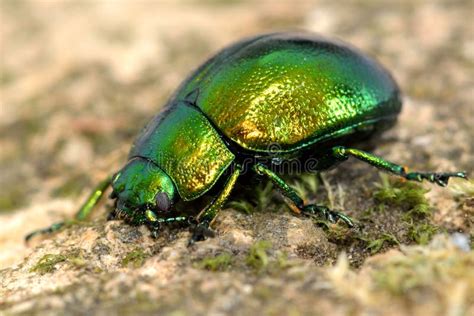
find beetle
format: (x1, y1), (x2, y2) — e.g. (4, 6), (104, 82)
(27, 32), (467, 244)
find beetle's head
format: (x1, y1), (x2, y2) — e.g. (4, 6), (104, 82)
(110, 158), (176, 220)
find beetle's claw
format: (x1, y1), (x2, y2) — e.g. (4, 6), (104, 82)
(432, 173), (452, 187)
(149, 226), (161, 239)
(407, 171), (468, 187)
(302, 205), (354, 228)
(107, 210), (117, 221)
(432, 171), (468, 186)
(188, 221), (215, 246)
(326, 212), (336, 223)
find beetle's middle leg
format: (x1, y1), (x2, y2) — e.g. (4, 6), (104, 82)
(330, 146), (467, 186)
(252, 163), (354, 227)
(188, 164), (242, 245)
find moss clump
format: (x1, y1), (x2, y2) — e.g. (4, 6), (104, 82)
(67, 249), (87, 269)
(365, 233), (400, 254)
(254, 181), (274, 212)
(30, 254), (68, 274)
(325, 224), (357, 243)
(245, 240), (294, 274)
(195, 253), (233, 271)
(246, 240), (272, 271)
(228, 180), (275, 214)
(291, 173), (319, 202)
(373, 174), (431, 218)
(229, 173), (320, 216)
(275, 251), (291, 269)
(371, 174), (447, 247)
(29, 249), (87, 274)
(121, 248), (148, 268)
(449, 178), (474, 199)
(372, 242), (474, 296)
(408, 223), (439, 245)
(227, 200), (254, 214)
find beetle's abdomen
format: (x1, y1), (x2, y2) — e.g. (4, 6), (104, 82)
(175, 33), (401, 152)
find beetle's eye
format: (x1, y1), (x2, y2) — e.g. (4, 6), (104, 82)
(155, 192), (171, 213)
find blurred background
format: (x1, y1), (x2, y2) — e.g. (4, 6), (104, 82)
(1, 0), (473, 263)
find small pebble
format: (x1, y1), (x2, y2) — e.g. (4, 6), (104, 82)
(450, 233), (470, 252)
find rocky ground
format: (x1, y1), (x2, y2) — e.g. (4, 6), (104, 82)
(0, 1), (473, 315)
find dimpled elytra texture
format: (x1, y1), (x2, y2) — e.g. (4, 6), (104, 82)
(174, 32), (401, 152)
(129, 104), (235, 200)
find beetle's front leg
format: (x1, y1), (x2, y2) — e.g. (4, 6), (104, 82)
(188, 165), (241, 246)
(143, 209), (189, 239)
(253, 163), (354, 227)
(26, 175), (113, 242)
(331, 146), (468, 186)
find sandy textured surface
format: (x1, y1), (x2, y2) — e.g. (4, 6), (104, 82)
(1, 1), (473, 315)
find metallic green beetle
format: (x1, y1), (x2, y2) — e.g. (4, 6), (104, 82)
(27, 32), (467, 244)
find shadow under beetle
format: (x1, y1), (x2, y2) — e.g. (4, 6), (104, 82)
(27, 32), (467, 245)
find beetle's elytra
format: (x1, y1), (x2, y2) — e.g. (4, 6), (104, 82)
(27, 32), (467, 244)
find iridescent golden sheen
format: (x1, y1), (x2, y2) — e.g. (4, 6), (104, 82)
(175, 32), (401, 152)
(129, 103), (235, 200)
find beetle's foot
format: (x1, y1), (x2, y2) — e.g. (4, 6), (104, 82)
(149, 226), (161, 239)
(188, 219), (215, 246)
(302, 205), (354, 228)
(25, 221), (66, 242)
(107, 209), (117, 221)
(405, 171), (468, 187)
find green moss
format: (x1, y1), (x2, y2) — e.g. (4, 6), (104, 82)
(359, 205), (381, 221)
(229, 173), (320, 216)
(408, 223), (439, 245)
(449, 178), (474, 199)
(373, 256), (427, 295)
(246, 240), (272, 271)
(325, 224), (354, 243)
(227, 200), (254, 214)
(29, 249), (88, 274)
(67, 249), (87, 269)
(275, 251), (291, 269)
(291, 173), (319, 202)
(372, 248), (474, 296)
(195, 252), (233, 271)
(30, 254), (68, 274)
(228, 180), (275, 214)
(121, 248), (148, 268)
(365, 233), (400, 254)
(254, 181), (274, 212)
(373, 173), (431, 218)
(244, 241), (295, 274)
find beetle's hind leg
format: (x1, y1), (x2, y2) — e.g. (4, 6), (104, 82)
(25, 175), (113, 242)
(253, 163), (354, 227)
(331, 146), (467, 186)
